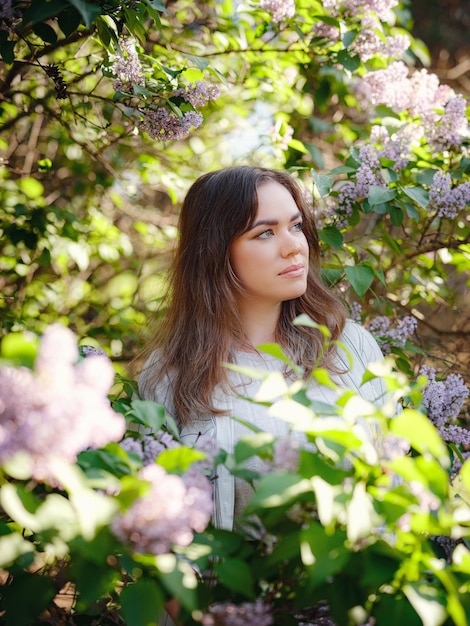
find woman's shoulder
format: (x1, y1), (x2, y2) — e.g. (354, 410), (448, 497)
(340, 318), (384, 362)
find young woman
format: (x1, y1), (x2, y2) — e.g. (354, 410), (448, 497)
(137, 165), (388, 533)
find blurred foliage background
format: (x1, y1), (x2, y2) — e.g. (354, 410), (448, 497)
(0, 0), (469, 393)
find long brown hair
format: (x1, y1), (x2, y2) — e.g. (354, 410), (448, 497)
(137, 166), (346, 425)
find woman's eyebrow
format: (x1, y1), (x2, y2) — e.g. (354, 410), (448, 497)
(246, 211), (302, 232)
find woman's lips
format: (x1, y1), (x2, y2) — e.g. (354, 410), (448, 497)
(279, 264), (304, 277)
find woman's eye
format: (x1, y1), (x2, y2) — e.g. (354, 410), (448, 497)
(256, 229), (273, 239)
(292, 221), (303, 232)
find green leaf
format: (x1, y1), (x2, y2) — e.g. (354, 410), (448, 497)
(288, 138), (308, 153)
(337, 49), (360, 72)
(0, 40), (15, 64)
(21, 0), (65, 25)
(129, 399), (167, 432)
(157, 446), (206, 473)
(404, 202), (420, 219)
(32, 22), (57, 44)
(1, 573), (56, 626)
(389, 204), (404, 226)
(234, 432), (274, 463)
(344, 265), (374, 298)
(66, 0), (102, 26)
(246, 473), (311, 512)
(401, 186), (429, 209)
(156, 555), (199, 612)
(368, 185), (397, 206)
(390, 409), (449, 464)
(403, 583), (448, 626)
(183, 53), (210, 71)
(0, 332), (39, 368)
(319, 225), (344, 248)
(312, 170), (334, 197)
(300, 523), (349, 586)
(216, 558), (255, 597)
(120, 579), (164, 626)
(58, 6), (82, 36)
(0, 533), (35, 568)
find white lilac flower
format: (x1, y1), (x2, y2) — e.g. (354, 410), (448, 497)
(201, 600), (273, 626)
(259, 0), (295, 23)
(0, 324), (125, 480)
(111, 463), (213, 554)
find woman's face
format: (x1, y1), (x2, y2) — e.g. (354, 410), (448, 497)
(230, 181), (309, 308)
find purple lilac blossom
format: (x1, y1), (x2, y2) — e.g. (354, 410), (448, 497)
(0, 0), (21, 31)
(0, 324), (125, 480)
(173, 81), (220, 108)
(420, 366), (470, 445)
(80, 345), (108, 358)
(349, 302), (363, 323)
(201, 600), (273, 626)
(120, 431), (180, 466)
(138, 106), (203, 141)
(422, 95), (469, 152)
(260, 0), (295, 22)
(335, 144), (383, 226)
(366, 315), (417, 354)
(111, 463), (213, 554)
(112, 37), (145, 93)
(428, 171), (470, 219)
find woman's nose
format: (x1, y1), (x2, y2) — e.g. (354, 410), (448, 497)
(281, 233), (303, 257)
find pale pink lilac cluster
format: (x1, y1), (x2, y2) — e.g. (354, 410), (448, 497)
(0, 324), (125, 480)
(428, 171), (470, 219)
(420, 366), (470, 445)
(311, 21), (340, 42)
(201, 600), (273, 626)
(366, 315), (418, 354)
(355, 62), (468, 154)
(271, 436), (300, 472)
(311, 1), (407, 60)
(259, 0), (295, 22)
(355, 62), (450, 114)
(137, 107), (203, 141)
(174, 81), (220, 108)
(112, 37), (145, 93)
(349, 15), (409, 62)
(111, 462), (213, 554)
(321, 0), (399, 21)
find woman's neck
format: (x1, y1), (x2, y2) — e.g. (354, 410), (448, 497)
(235, 300), (281, 350)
